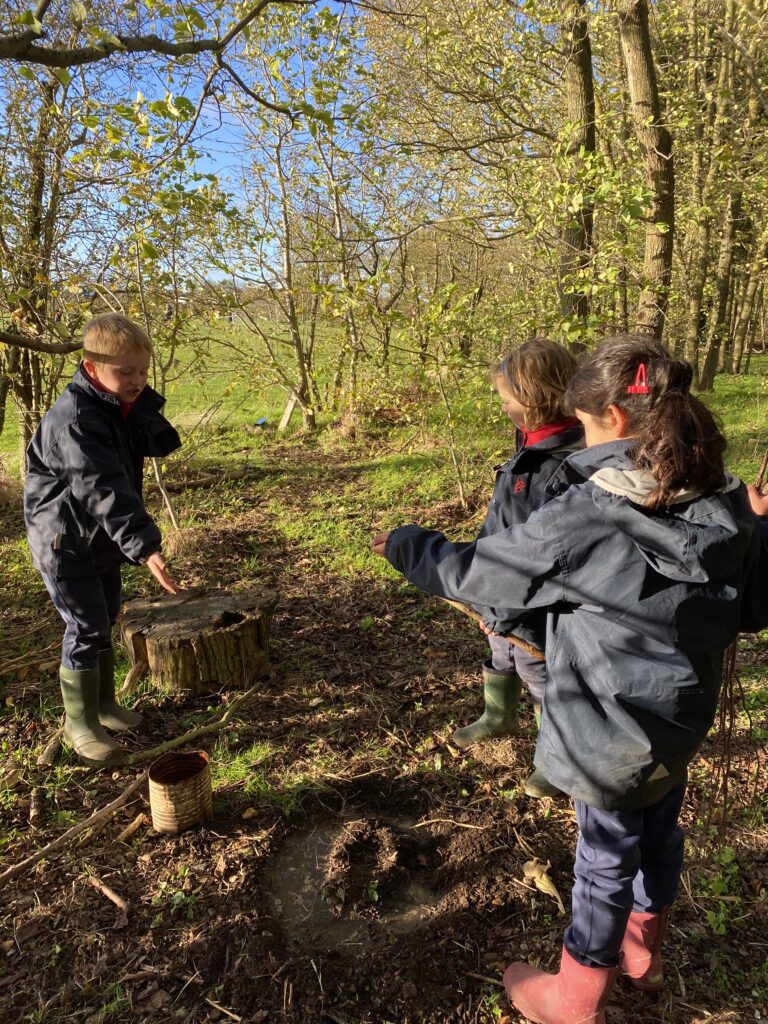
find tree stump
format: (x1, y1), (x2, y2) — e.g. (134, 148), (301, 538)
(120, 587), (278, 696)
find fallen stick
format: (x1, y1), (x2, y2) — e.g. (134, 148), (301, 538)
(440, 598), (545, 661)
(88, 874), (129, 914)
(0, 771), (148, 886)
(465, 971), (504, 988)
(37, 726), (63, 768)
(116, 812), (147, 844)
(412, 818), (487, 831)
(204, 998), (242, 1022)
(123, 682), (260, 766)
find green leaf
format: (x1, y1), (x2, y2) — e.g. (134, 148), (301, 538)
(52, 68), (72, 87)
(16, 10), (43, 32)
(141, 241), (160, 259)
(70, 1), (87, 25)
(16, 65), (36, 80)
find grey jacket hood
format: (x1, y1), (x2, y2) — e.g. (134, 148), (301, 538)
(550, 440), (749, 584)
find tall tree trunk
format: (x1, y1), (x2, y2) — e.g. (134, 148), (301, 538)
(699, 192), (741, 391)
(730, 224), (768, 374)
(617, 0), (675, 338)
(275, 136), (316, 431)
(559, 0), (596, 328)
(683, 1), (734, 379)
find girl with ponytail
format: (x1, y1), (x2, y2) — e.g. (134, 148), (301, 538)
(372, 334), (765, 1024)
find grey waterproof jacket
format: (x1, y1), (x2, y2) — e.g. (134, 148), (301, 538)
(24, 366), (181, 578)
(385, 440), (764, 810)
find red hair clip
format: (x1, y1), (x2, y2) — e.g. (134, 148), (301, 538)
(626, 363), (650, 394)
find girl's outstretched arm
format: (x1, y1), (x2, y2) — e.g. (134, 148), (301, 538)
(377, 510), (566, 634)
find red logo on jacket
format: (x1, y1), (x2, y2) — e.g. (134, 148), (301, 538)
(513, 476), (526, 494)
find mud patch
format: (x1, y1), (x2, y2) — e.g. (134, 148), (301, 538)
(269, 815), (440, 949)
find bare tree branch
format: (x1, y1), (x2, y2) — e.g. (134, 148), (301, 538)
(0, 329), (81, 353)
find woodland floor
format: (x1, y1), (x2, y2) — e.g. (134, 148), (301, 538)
(0, 437), (767, 1024)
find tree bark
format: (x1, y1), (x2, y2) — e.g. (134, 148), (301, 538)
(120, 587), (278, 696)
(683, 0), (735, 379)
(699, 192), (741, 391)
(617, 0), (675, 338)
(559, 0), (597, 328)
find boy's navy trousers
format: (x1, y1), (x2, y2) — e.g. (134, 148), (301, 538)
(564, 782), (687, 968)
(41, 568), (122, 670)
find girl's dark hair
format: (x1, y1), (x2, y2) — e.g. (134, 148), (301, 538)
(565, 334), (727, 508)
(495, 337), (578, 429)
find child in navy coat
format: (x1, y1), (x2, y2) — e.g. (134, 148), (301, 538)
(25, 315), (181, 766)
(373, 334), (765, 1023)
(453, 338), (582, 800)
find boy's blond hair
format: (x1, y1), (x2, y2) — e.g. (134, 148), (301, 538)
(496, 337), (578, 429)
(82, 314), (152, 363)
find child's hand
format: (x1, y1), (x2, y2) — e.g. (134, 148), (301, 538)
(145, 551), (181, 594)
(748, 485), (768, 518)
(371, 531), (391, 557)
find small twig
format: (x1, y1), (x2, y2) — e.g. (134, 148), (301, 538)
(0, 641), (59, 677)
(116, 812), (147, 843)
(0, 771), (148, 885)
(118, 660), (148, 698)
(756, 449), (768, 491)
(151, 457), (181, 531)
(88, 874), (129, 914)
(203, 998), (242, 1022)
(28, 788), (43, 826)
(465, 971), (504, 988)
(124, 683), (260, 765)
(37, 725), (63, 768)
(411, 818), (487, 830)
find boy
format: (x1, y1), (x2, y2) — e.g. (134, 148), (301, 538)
(24, 314), (181, 766)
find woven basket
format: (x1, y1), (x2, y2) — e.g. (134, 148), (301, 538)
(148, 751), (212, 834)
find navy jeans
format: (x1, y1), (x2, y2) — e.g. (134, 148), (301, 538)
(564, 782), (686, 968)
(487, 633), (546, 703)
(42, 568), (122, 670)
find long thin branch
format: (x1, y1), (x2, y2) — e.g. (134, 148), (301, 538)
(0, 1), (316, 68)
(0, 771), (148, 885)
(124, 682), (261, 766)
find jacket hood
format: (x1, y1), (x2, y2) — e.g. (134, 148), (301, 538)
(551, 439), (752, 584)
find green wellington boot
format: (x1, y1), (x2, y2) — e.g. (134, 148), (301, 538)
(60, 666), (124, 766)
(524, 702), (564, 799)
(98, 647), (144, 732)
(452, 661), (522, 749)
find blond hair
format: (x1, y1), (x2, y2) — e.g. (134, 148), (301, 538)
(82, 314), (152, 363)
(496, 337), (578, 429)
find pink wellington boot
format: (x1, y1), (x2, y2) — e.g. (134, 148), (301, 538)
(503, 945), (619, 1024)
(620, 908), (668, 992)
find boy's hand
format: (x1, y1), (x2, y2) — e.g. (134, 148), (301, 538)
(144, 551), (181, 594)
(371, 531), (390, 557)
(748, 485), (768, 518)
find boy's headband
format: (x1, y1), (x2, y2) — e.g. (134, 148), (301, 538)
(626, 363), (651, 394)
(82, 348), (148, 365)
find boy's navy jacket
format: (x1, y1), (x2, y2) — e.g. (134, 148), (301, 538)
(477, 423), (584, 539)
(385, 439), (766, 811)
(476, 423), (583, 656)
(24, 366), (181, 578)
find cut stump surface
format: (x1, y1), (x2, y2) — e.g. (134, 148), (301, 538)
(120, 587), (278, 696)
